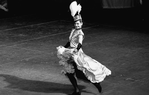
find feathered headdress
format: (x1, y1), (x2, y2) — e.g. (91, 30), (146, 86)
(69, 1), (82, 22)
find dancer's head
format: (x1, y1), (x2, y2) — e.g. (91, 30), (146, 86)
(74, 19), (83, 29)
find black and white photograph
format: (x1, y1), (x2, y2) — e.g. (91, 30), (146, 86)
(0, 0), (148, 95)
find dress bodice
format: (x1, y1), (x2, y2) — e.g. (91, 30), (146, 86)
(69, 29), (84, 48)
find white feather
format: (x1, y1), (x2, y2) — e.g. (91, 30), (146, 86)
(69, 1), (82, 17)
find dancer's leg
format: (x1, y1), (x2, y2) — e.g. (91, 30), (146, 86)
(92, 83), (102, 93)
(65, 73), (81, 95)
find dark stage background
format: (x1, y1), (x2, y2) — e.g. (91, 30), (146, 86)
(0, 0), (148, 31)
(0, 1), (149, 95)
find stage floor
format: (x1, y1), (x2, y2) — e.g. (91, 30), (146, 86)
(0, 15), (149, 95)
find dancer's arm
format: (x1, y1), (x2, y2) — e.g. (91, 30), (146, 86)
(76, 34), (83, 50)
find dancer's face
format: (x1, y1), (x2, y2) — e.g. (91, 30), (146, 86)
(74, 20), (83, 29)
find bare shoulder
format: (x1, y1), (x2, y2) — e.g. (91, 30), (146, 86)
(78, 29), (84, 35)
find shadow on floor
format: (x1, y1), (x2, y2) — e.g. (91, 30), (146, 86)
(0, 74), (90, 94)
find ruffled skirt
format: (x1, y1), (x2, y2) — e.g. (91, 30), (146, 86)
(57, 46), (111, 83)
(72, 49), (111, 83)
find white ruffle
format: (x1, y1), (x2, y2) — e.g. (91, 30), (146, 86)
(57, 46), (111, 83)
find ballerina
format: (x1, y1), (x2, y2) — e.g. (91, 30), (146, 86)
(57, 1), (111, 95)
